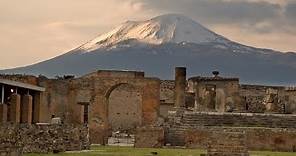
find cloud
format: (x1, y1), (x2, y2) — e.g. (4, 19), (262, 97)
(135, 0), (296, 38)
(137, 0), (282, 25)
(285, 1), (296, 22)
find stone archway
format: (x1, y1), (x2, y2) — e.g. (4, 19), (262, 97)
(106, 83), (142, 132)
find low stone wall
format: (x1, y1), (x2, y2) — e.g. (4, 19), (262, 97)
(184, 127), (296, 152)
(135, 127), (164, 148)
(0, 124), (90, 153)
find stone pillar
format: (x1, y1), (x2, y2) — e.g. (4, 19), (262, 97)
(194, 84), (199, 111)
(175, 67), (186, 108)
(21, 94), (33, 124)
(10, 93), (21, 123)
(0, 104), (8, 122)
(1, 85), (4, 104)
(76, 102), (86, 124)
(33, 92), (42, 123)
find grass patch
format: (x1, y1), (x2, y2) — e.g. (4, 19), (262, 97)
(24, 146), (296, 156)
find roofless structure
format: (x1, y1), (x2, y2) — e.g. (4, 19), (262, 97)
(0, 79), (45, 124)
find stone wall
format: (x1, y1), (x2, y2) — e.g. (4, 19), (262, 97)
(0, 124), (90, 154)
(159, 80), (175, 118)
(240, 85), (296, 114)
(108, 84), (142, 131)
(188, 78), (241, 113)
(206, 130), (249, 156)
(166, 111), (296, 151)
(171, 112), (296, 128)
(184, 127), (296, 152)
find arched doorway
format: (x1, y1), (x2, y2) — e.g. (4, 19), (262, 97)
(107, 83), (142, 132)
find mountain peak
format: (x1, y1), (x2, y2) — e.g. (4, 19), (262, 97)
(80, 14), (227, 52)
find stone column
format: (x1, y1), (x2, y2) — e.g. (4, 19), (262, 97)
(194, 83), (200, 111)
(10, 93), (21, 123)
(1, 85), (4, 104)
(175, 67), (186, 108)
(0, 104), (8, 122)
(33, 92), (42, 123)
(21, 94), (33, 124)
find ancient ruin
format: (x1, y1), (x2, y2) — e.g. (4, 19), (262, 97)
(0, 67), (296, 154)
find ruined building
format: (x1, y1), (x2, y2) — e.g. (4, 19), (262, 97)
(0, 67), (296, 152)
(0, 70), (159, 145)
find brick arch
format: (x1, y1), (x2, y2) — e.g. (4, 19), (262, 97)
(105, 83), (130, 99)
(105, 83), (143, 131)
(88, 78), (160, 144)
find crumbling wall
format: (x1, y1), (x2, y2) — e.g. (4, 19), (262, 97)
(240, 85), (296, 114)
(189, 79), (241, 112)
(159, 80), (175, 118)
(0, 124), (90, 153)
(185, 127), (296, 152)
(160, 80), (175, 105)
(38, 79), (70, 123)
(284, 89), (296, 113)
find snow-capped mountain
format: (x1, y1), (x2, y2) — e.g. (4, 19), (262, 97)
(80, 14), (228, 52)
(1, 14), (296, 85)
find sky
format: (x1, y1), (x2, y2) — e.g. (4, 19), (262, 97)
(0, 0), (296, 69)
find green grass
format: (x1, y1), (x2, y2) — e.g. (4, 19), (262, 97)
(24, 146), (296, 156)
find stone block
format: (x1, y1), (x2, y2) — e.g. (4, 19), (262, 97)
(135, 127), (164, 148)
